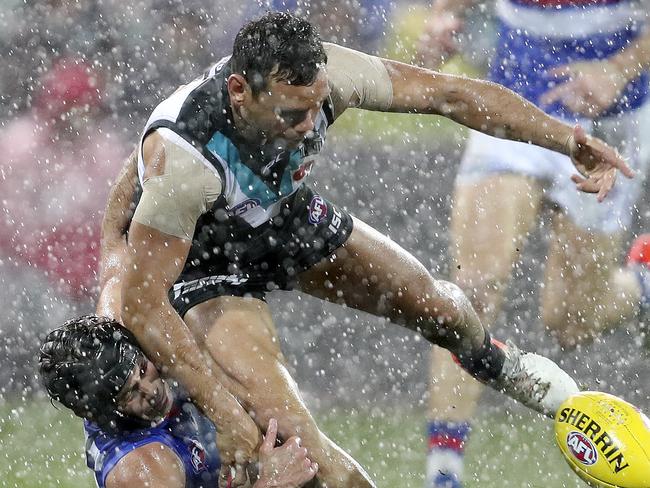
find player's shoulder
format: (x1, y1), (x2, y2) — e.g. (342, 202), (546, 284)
(105, 441), (185, 488)
(323, 42), (363, 67)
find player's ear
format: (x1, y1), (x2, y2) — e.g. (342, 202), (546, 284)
(227, 74), (249, 106)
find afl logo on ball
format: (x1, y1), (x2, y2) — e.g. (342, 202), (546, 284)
(308, 195), (327, 224)
(189, 440), (207, 472)
(566, 431), (598, 465)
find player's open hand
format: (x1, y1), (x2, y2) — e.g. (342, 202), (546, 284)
(256, 418), (318, 488)
(417, 12), (463, 69)
(565, 124), (634, 202)
(541, 60), (629, 117)
(217, 413), (262, 488)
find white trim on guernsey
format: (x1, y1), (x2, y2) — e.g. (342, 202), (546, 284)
(496, 0), (644, 38)
(137, 76), (208, 181)
(142, 127), (224, 186)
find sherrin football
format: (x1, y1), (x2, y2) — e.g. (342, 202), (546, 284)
(554, 391), (650, 488)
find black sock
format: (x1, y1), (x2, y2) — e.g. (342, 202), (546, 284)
(454, 331), (505, 382)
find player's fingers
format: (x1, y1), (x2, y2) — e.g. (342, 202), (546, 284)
(570, 174), (584, 185)
(611, 154), (635, 178)
(218, 466), (235, 488)
(302, 459), (318, 482)
(596, 170), (616, 202)
(571, 174), (598, 194)
(232, 464), (249, 486)
(540, 83), (571, 106)
(260, 418), (278, 453)
(548, 64), (572, 78)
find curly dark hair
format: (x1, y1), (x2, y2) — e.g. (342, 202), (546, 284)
(38, 314), (145, 431)
(231, 11), (327, 97)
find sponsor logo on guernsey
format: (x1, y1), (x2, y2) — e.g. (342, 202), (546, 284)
(262, 152), (285, 176)
(567, 431), (598, 466)
(189, 440), (207, 472)
(308, 195), (327, 224)
(293, 160), (314, 181)
(558, 407), (630, 473)
(173, 275), (249, 299)
(328, 206), (342, 234)
(229, 198), (261, 217)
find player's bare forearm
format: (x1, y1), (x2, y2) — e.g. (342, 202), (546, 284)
(430, 0), (476, 17)
(383, 60), (573, 155)
(610, 26), (650, 80)
(121, 221), (259, 456)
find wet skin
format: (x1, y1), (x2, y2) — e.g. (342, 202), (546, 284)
(227, 68), (330, 150)
(116, 357), (173, 422)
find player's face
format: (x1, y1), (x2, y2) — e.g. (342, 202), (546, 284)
(242, 68), (329, 149)
(116, 357), (172, 422)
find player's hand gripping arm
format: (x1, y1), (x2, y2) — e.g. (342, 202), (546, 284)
(417, 0), (477, 68)
(104, 419), (316, 488)
(252, 418), (318, 488)
(541, 25), (650, 117)
(382, 59), (634, 201)
(121, 133), (261, 484)
(96, 148), (139, 319)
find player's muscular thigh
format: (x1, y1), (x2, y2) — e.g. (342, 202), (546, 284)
(184, 297), (311, 415)
(298, 218), (466, 326)
(185, 298), (374, 487)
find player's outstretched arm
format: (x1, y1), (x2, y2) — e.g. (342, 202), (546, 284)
(105, 442), (185, 488)
(121, 133), (261, 483)
(123, 220), (261, 478)
(380, 59), (634, 200)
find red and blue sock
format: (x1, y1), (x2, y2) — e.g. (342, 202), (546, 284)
(425, 420), (471, 488)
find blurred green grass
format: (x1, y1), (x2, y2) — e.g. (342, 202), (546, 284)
(0, 399), (584, 487)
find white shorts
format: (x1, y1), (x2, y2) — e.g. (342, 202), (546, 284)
(456, 108), (648, 235)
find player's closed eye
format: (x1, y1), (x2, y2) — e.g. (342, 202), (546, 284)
(276, 109), (309, 127)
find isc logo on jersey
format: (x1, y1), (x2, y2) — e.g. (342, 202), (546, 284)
(554, 391), (650, 488)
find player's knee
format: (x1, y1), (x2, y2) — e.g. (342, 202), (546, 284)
(415, 279), (477, 343)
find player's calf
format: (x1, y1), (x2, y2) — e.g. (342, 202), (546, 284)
(424, 281), (579, 416)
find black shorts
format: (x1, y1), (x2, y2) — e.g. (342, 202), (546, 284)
(169, 186), (353, 317)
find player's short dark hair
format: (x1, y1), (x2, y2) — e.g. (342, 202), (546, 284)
(38, 315), (146, 431)
(231, 11), (327, 97)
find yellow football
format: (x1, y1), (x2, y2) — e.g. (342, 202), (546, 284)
(554, 391), (650, 488)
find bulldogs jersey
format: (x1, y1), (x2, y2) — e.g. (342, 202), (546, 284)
(84, 389), (220, 488)
(491, 0), (648, 120)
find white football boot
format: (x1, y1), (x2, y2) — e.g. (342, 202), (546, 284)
(492, 340), (580, 417)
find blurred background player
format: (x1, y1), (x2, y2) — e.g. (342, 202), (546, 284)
(419, 0), (650, 486)
(38, 314), (319, 488)
(0, 56), (130, 392)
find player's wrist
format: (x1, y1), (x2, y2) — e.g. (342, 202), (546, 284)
(534, 118), (575, 157)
